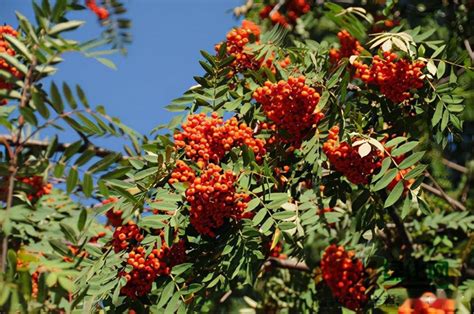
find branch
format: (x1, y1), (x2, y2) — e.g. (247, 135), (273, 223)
(266, 257), (311, 272)
(421, 182), (466, 211)
(464, 39), (474, 61)
(442, 158), (468, 174)
(0, 134), (121, 158)
(425, 172), (464, 211)
(387, 206), (414, 255)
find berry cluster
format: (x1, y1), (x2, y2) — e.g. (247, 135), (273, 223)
(215, 20), (261, 75)
(169, 160), (196, 185)
(174, 112), (266, 166)
(323, 126), (383, 185)
(329, 30), (364, 64)
(353, 51), (425, 103)
(102, 197), (123, 227)
(215, 20), (290, 76)
(0, 25), (22, 106)
(112, 221), (144, 253)
(259, 0), (311, 27)
(253, 76), (324, 148)
(321, 244), (369, 311)
(120, 241), (187, 299)
(85, 0), (110, 20)
(112, 221), (187, 298)
(19, 176), (53, 201)
(185, 164), (250, 237)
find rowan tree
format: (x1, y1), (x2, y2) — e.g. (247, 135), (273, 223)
(0, 0), (473, 313)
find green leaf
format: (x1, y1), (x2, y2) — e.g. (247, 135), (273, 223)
(436, 61), (446, 79)
(58, 276), (75, 292)
(82, 172), (93, 197)
(384, 181), (404, 207)
(273, 211), (295, 220)
(50, 82), (64, 113)
(0, 52), (27, 74)
(252, 207), (267, 225)
(139, 215), (167, 229)
(373, 168), (398, 191)
(398, 152), (425, 169)
(32, 90), (50, 119)
(46, 273), (57, 287)
(78, 209), (87, 231)
(76, 85), (89, 108)
(384, 137), (407, 148)
(60, 222), (77, 243)
(432, 101), (443, 126)
(440, 109), (450, 131)
(134, 167), (158, 181)
(62, 82), (77, 109)
(391, 141), (418, 157)
(157, 280), (175, 309)
(171, 263), (193, 276)
(66, 167), (79, 193)
(403, 164), (427, 180)
(372, 158), (392, 182)
(96, 57), (117, 70)
(48, 20), (84, 35)
(431, 45), (446, 59)
(4, 34), (33, 61)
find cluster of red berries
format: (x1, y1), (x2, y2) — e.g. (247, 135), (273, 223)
(0, 25), (22, 106)
(174, 112), (266, 166)
(85, 0), (109, 20)
(253, 76), (324, 148)
(259, 0), (311, 27)
(215, 20), (290, 76)
(120, 240), (186, 299)
(102, 197), (123, 227)
(185, 163), (250, 237)
(169, 160), (196, 185)
(353, 51), (425, 103)
(321, 244), (370, 311)
(323, 126), (384, 185)
(329, 30), (364, 64)
(19, 176), (53, 201)
(112, 221), (187, 298)
(112, 221), (144, 253)
(215, 20), (261, 75)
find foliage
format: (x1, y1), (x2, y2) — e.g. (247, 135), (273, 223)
(0, 0), (473, 313)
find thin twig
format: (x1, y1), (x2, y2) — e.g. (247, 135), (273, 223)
(425, 172), (461, 210)
(421, 182), (466, 211)
(0, 134), (120, 158)
(266, 257), (311, 272)
(464, 39), (474, 61)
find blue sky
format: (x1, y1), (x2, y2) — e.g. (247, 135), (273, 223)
(1, 0), (242, 150)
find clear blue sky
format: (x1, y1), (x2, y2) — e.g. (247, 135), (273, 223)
(1, 0), (242, 149)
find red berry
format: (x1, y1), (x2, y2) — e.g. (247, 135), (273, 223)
(253, 76), (323, 148)
(321, 244), (370, 311)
